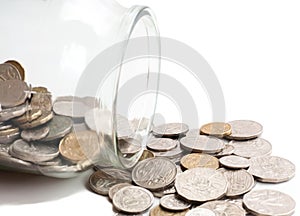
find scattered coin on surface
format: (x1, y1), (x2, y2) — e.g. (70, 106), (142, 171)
(112, 186), (154, 214)
(200, 122), (232, 137)
(180, 153), (219, 170)
(226, 120), (263, 140)
(243, 189), (296, 216)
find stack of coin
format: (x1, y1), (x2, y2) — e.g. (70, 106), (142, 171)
(88, 120), (296, 216)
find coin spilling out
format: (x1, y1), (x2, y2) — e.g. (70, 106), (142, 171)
(0, 61), (296, 215)
(108, 183), (132, 200)
(59, 131), (100, 163)
(180, 153), (219, 170)
(147, 138), (178, 152)
(132, 157), (177, 191)
(112, 186), (154, 214)
(219, 168), (255, 197)
(175, 167), (228, 202)
(230, 138), (272, 158)
(248, 155), (295, 183)
(243, 189), (296, 216)
(219, 155), (250, 169)
(185, 208), (216, 216)
(89, 168), (132, 196)
(160, 194), (191, 211)
(152, 123), (189, 138)
(226, 120), (263, 140)
(200, 200), (246, 216)
(200, 122), (232, 137)
(180, 135), (225, 154)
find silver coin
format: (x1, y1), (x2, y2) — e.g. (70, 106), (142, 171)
(132, 157), (177, 191)
(200, 200), (246, 216)
(108, 183), (132, 200)
(0, 123), (13, 131)
(10, 139), (59, 162)
(153, 142), (184, 159)
(0, 103), (28, 122)
(226, 120), (263, 140)
(214, 144), (235, 157)
(147, 138), (178, 152)
(41, 115), (73, 142)
(0, 80), (29, 108)
(243, 189), (296, 216)
(118, 138), (142, 155)
(185, 128), (200, 137)
(230, 138), (272, 158)
(53, 100), (90, 119)
(0, 130), (20, 144)
(21, 125), (50, 142)
(219, 155), (250, 169)
(152, 123), (189, 138)
(130, 117), (152, 131)
(0, 143), (10, 155)
(180, 135), (225, 154)
(112, 186), (154, 214)
(72, 123), (89, 132)
(185, 208), (216, 216)
(89, 168), (132, 195)
(160, 194), (191, 211)
(34, 156), (62, 166)
(175, 167), (228, 202)
(116, 114), (134, 139)
(85, 108), (114, 134)
(152, 184), (176, 198)
(0, 63), (21, 81)
(218, 168), (255, 197)
(248, 156), (295, 183)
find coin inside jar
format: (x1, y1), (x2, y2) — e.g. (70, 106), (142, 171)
(18, 111), (54, 129)
(59, 131), (100, 163)
(146, 138), (178, 152)
(4, 60), (25, 80)
(0, 63), (22, 81)
(21, 125), (50, 142)
(0, 80), (29, 108)
(152, 123), (189, 138)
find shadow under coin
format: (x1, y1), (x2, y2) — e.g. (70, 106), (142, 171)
(0, 169), (92, 205)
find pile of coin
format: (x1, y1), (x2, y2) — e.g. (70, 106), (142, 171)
(89, 121), (296, 216)
(0, 61), (111, 176)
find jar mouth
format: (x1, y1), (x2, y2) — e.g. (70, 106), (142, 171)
(112, 6), (161, 169)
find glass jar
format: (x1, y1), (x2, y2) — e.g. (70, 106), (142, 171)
(0, 0), (160, 177)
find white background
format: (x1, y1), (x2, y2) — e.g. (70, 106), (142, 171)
(1, 0), (299, 215)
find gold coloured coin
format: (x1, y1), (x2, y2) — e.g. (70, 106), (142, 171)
(150, 205), (188, 216)
(5, 60), (25, 80)
(138, 149), (155, 162)
(200, 122), (232, 137)
(30, 86), (52, 111)
(0, 127), (19, 136)
(180, 153), (219, 170)
(59, 131), (100, 163)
